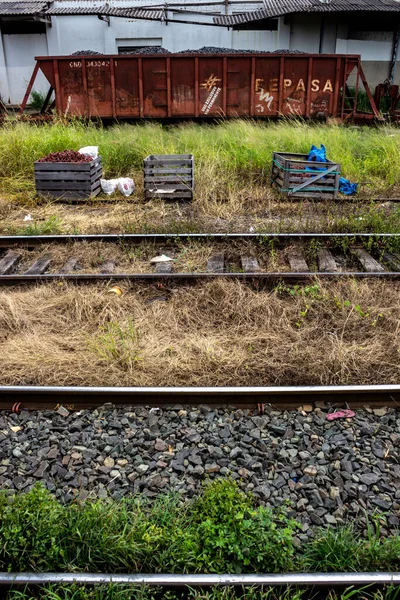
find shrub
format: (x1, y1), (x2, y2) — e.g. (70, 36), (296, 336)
(29, 90), (47, 111)
(0, 486), (64, 571)
(185, 479), (298, 573)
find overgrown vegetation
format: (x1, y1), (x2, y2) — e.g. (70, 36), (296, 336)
(6, 585), (400, 600)
(1, 482), (400, 599)
(0, 481), (298, 574)
(1, 119), (400, 201)
(0, 119), (400, 234)
(0, 482), (399, 574)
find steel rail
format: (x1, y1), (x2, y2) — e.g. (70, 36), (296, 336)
(2, 384), (400, 395)
(1, 384), (399, 410)
(1, 272), (400, 284)
(1, 572), (400, 586)
(0, 232), (399, 247)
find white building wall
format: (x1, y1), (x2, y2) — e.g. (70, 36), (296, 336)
(336, 33), (392, 61)
(289, 14), (321, 52)
(1, 32), (49, 103)
(47, 13), (233, 55)
(232, 29), (278, 50)
(321, 18), (337, 53)
(47, 15), (107, 54)
(0, 30), (10, 103)
(336, 30), (396, 86)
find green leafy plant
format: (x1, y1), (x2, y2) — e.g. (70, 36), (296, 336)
(0, 485), (64, 571)
(186, 479), (298, 574)
(29, 90), (48, 111)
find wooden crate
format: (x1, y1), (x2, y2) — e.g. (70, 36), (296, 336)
(34, 156), (102, 199)
(271, 152), (341, 199)
(144, 154), (194, 200)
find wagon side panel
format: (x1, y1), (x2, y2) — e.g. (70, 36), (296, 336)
(171, 57), (195, 116)
(253, 57), (280, 116)
(280, 56), (308, 117)
(57, 59), (85, 116)
(114, 57), (140, 117)
(226, 56), (251, 116)
(86, 58), (113, 118)
(198, 57), (224, 116)
(142, 57), (168, 117)
(310, 57), (338, 118)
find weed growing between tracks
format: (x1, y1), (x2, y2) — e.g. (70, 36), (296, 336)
(0, 481), (298, 573)
(2, 198), (400, 236)
(5, 588), (400, 600)
(0, 279), (399, 386)
(1, 482), (400, 599)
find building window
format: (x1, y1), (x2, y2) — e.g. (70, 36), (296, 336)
(233, 18), (278, 31)
(118, 45), (162, 54)
(117, 38), (163, 54)
(0, 20), (46, 34)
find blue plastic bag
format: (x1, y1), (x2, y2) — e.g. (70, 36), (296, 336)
(306, 144), (358, 195)
(307, 144), (327, 164)
(306, 144), (327, 172)
(339, 177), (358, 196)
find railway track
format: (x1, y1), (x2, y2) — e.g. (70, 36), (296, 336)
(1, 233), (400, 284)
(1, 571), (400, 587)
(1, 384), (399, 411)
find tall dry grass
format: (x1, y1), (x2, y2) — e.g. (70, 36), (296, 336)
(0, 279), (398, 386)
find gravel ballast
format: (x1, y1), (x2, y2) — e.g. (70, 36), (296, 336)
(1, 405), (399, 536)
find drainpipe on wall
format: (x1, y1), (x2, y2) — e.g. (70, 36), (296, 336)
(389, 24), (400, 83)
(319, 16), (325, 53)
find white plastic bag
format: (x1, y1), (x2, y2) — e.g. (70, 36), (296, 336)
(101, 178), (118, 195)
(117, 177), (135, 197)
(78, 146), (99, 159)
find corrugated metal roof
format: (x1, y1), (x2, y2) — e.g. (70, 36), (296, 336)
(214, 0), (400, 24)
(106, 6), (163, 16)
(47, 3), (163, 17)
(0, 1), (48, 15)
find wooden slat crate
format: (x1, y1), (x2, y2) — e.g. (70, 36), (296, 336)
(271, 152), (341, 199)
(144, 154), (194, 200)
(34, 157), (102, 199)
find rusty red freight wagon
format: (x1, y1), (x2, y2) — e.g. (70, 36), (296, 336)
(20, 52), (379, 120)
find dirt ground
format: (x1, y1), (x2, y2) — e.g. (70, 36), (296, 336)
(0, 190), (399, 236)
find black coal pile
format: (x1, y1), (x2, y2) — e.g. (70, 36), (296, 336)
(72, 50), (103, 56)
(119, 47), (171, 55)
(69, 47), (306, 57)
(273, 49), (305, 54)
(178, 46), (305, 54)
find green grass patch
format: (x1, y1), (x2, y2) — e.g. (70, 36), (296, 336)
(1, 119), (400, 197)
(8, 584), (400, 600)
(0, 480), (298, 574)
(1, 481), (400, 576)
(2, 481), (400, 598)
